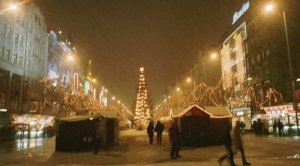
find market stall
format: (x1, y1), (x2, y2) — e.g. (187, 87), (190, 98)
(55, 111), (119, 152)
(11, 114), (55, 138)
(171, 105), (232, 146)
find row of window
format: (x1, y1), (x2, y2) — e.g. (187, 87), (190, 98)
(0, 46), (23, 67)
(0, 45), (42, 73)
(246, 50), (270, 67)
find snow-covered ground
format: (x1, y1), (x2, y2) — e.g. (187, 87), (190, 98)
(0, 129), (299, 165)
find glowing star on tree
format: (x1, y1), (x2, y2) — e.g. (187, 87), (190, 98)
(134, 67), (152, 129)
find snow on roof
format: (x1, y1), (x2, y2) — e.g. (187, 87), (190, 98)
(204, 106), (232, 118)
(100, 110), (118, 118)
(171, 105), (232, 118)
(57, 113), (101, 122)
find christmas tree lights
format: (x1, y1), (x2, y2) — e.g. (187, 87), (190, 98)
(134, 67), (152, 129)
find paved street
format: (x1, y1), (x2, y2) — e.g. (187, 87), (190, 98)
(0, 129), (300, 165)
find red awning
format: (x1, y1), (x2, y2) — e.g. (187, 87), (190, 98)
(263, 104), (296, 115)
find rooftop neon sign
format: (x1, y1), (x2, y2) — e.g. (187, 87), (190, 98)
(232, 1), (250, 25)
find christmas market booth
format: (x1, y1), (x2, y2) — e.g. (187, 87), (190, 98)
(171, 105), (232, 146)
(11, 114), (55, 138)
(55, 111), (119, 152)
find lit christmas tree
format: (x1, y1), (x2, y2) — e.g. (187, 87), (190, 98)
(134, 67), (152, 129)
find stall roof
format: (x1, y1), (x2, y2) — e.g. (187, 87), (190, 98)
(100, 110), (118, 118)
(57, 113), (101, 122)
(171, 105), (232, 118)
(204, 106), (232, 118)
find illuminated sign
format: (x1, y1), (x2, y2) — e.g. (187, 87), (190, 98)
(84, 80), (90, 95)
(232, 1), (250, 25)
(0, 109), (7, 112)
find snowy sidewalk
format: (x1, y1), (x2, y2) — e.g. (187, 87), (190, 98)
(0, 129), (299, 165)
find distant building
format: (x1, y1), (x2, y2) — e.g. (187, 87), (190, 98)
(0, 1), (48, 114)
(47, 31), (74, 85)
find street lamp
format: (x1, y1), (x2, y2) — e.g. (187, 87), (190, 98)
(264, 2), (299, 136)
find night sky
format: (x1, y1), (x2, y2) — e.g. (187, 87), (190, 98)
(36, 0), (244, 106)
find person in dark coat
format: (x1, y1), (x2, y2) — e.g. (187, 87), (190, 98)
(278, 119), (284, 137)
(218, 124), (236, 166)
(154, 120), (164, 145)
(273, 119), (278, 136)
(257, 119), (263, 136)
(240, 121), (246, 135)
(233, 121), (251, 165)
(169, 122), (181, 159)
(147, 121), (154, 145)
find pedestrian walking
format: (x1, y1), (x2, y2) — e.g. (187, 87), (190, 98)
(251, 120), (257, 135)
(278, 119), (284, 137)
(233, 121), (251, 166)
(218, 124), (236, 166)
(273, 119), (278, 136)
(147, 121), (154, 145)
(240, 121), (246, 135)
(154, 120), (165, 145)
(169, 122), (181, 159)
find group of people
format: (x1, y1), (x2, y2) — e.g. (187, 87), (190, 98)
(218, 121), (251, 166)
(272, 119), (284, 136)
(147, 121), (181, 159)
(251, 119), (269, 136)
(251, 118), (284, 137)
(147, 120), (165, 145)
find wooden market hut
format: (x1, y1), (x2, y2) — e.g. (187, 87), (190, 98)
(55, 111), (119, 152)
(55, 114), (100, 152)
(171, 105), (232, 146)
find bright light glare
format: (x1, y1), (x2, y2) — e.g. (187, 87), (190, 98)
(140, 67), (144, 72)
(265, 3), (274, 13)
(68, 55), (74, 61)
(176, 87), (180, 92)
(92, 78), (96, 83)
(296, 78), (300, 82)
(8, 4), (18, 11)
(211, 53), (217, 59)
(186, 77), (192, 83)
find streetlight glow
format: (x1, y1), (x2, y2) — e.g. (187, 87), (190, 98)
(186, 77), (191, 83)
(8, 4), (18, 11)
(211, 53), (217, 60)
(67, 55), (74, 61)
(264, 3), (274, 13)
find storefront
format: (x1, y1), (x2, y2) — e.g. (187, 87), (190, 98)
(231, 107), (251, 129)
(262, 104), (300, 135)
(11, 114), (55, 138)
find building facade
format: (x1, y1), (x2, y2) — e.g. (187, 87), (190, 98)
(221, 0), (300, 131)
(0, 1), (48, 114)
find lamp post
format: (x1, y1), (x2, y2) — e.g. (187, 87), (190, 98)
(264, 3), (299, 136)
